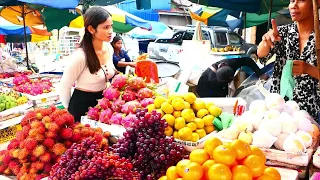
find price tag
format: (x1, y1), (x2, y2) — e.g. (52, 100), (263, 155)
(41, 98), (47, 103)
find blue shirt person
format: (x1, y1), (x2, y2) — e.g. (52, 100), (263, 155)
(111, 36), (136, 74)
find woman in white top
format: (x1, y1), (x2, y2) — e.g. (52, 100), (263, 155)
(59, 7), (116, 122)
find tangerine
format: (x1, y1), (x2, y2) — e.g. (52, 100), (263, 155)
(201, 160), (215, 180)
(166, 166), (179, 180)
(207, 163), (232, 180)
(231, 165), (253, 180)
(204, 137), (222, 157)
(255, 174), (274, 180)
(176, 159), (190, 177)
(212, 145), (236, 166)
(190, 149), (210, 165)
(181, 162), (203, 180)
(263, 167), (281, 180)
(250, 145), (267, 164)
(230, 139), (252, 160)
(242, 155), (265, 178)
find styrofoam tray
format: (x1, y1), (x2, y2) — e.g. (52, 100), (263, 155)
(274, 167), (299, 180)
(81, 116), (126, 137)
(0, 101), (33, 121)
(0, 116), (23, 130)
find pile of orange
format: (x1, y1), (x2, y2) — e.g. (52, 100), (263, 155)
(159, 137), (281, 180)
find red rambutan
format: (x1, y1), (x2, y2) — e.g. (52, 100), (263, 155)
(19, 165), (29, 174)
(34, 134), (45, 141)
(3, 167), (12, 175)
(21, 111), (36, 124)
(37, 124), (46, 134)
(62, 113), (75, 126)
(45, 131), (57, 139)
(30, 155), (37, 162)
(32, 145), (45, 157)
(52, 143), (66, 156)
(2, 153), (11, 165)
(43, 138), (55, 148)
(11, 149), (20, 158)
(28, 128), (39, 137)
(49, 105), (57, 112)
(24, 138), (37, 152)
(54, 116), (66, 126)
(70, 132), (82, 142)
(60, 128), (73, 139)
(46, 122), (59, 132)
(16, 131), (26, 142)
(64, 141), (73, 148)
(7, 139), (20, 150)
(42, 116), (52, 123)
(18, 148), (29, 160)
(32, 161), (44, 171)
(0, 164), (7, 173)
(21, 125), (31, 136)
(39, 152), (51, 163)
(40, 108), (52, 117)
(30, 120), (41, 129)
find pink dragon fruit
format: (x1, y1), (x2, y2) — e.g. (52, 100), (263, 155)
(111, 98), (125, 112)
(127, 76), (146, 90)
(137, 88), (154, 99)
(13, 75), (30, 85)
(109, 113), (124, 125)
(121, 114), (136, 128)
(97, 98), (111, 109)
(99, 109), (113, 123)
(122, 89), (137, 102)
(140, 98), (154, 108)
(30, 85), (43, 96)
(111, 74), (128, 88)
(87, 107), (100, 120)
(103, 87), (121, 101)
(42, 84), (52, 93)
(121, 101), (141, 114)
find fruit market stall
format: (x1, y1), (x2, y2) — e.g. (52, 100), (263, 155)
(0, 72), (314, 180)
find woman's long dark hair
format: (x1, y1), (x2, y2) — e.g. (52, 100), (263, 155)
(111, 35), (122, 49)
(80, 7), (111, 74)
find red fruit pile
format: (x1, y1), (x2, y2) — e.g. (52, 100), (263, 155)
(0, 71), (32, 79)
(13, 75), (53, 96)
(0, 106), (110, 180)
(87, 74), (156, 127)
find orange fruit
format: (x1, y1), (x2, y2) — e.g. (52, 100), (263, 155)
(230, 139), (252, 160)
(228, 160), (239, 168)
(201, 160), (215, 180)
(263, 167), (281, 180)
(190, 149), (210, 165)
(231, 165), (253, 180)
(176, 178), (183, 180)
(204, 137), (222, 157)
(158, 176), (168, 180)
(166, 166), (179, 180)
(242, 155), (265, 178)
(250, 145), (267, 164)
(181, 162), (203, 180)
(176, 159), (190, 177)
(212, 145), (236, 166)
(207, 163), (232, 180)
(255, 174), (274, 180)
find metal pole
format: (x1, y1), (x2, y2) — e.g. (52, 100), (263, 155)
(267, 0), (273, 30)
(243, 12), (246, 40)
(22, 3), (30, 70)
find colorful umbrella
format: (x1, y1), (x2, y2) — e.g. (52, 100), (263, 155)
(189, 0), (289, 14)
(0, 0), (79, 69)
(127, 21), (173, 39)
(189, 5), (281, 29)
(69, 6), (152, 33)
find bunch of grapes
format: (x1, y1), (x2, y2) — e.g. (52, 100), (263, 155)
(111, 109), (185, 179)
(49, 136), (140, 180)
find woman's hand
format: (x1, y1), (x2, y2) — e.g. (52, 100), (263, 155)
(262, 19), (281, 48)
(129, 62), (136, 68)
(293, 60), (320, 79)
(259, 74), (269, 80)
(292, 60), (306, 76)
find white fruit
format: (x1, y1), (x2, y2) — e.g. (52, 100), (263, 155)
(259, 120), (282, 137)
(252, 130), (277, 149)
(279, 112), (298, 134)
(265, 93), (285, 111)
(296, 130), (313, 148)
(283, 133), (306, 153)
(238, 131), (253, 144)
(249, 100), (268, 114)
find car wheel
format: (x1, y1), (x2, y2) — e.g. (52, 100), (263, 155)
(250, 53), (258, 61)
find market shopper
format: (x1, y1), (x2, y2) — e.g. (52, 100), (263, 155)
(257, 0), (320, 120)
(59, 7), (116, 122)
(196, 57), (267, 98)
(111, 35), (136, 74)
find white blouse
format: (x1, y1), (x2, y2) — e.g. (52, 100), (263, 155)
(59, 43), (115, 108)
